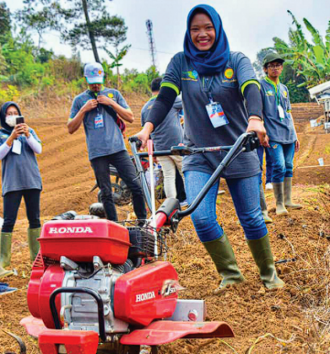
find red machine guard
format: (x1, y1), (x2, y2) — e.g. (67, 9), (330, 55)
(120, 320), (234, 346)
(38, 329), (99, 354)
(20, 316), (47, 338)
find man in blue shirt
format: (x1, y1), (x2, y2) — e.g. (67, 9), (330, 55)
(260, 53), (302, 215)
(141, 78), (185, 202)
(68, 63), (146, 221)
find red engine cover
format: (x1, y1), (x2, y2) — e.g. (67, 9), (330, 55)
(27, 263), (65, 329)
(39, 220), (131, 264)
(38, 265), (65, 328)
(114, 261), (178, 326)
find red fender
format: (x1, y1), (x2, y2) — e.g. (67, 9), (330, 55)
(20, 316), (47, 338)
(120, 320), (234, 346)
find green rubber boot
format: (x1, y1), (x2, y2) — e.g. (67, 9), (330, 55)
(203, 234), (245, 294)
(284, 177), (302, 209)
(0, 232), (13, 278)
(28, 227), (41, 261)
(0, 232), (12, 268)
(0, 266), (13, 278)
(247, 234), (285, 290)
(260, 184), (273, 224)
(272, 182), (289, 216)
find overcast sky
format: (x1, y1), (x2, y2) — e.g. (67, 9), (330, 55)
(6, 0), (330, 74)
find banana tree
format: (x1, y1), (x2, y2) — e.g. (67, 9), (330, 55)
(103, 44), (131, 89)
(272, 11), (330, 87)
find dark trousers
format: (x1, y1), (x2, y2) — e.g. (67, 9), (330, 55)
(2, 189), (41, 233)
(91, 150), (147, 221)
(175, 167), (186, 202)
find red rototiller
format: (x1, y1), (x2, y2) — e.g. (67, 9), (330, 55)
(20, 132), (259, 354)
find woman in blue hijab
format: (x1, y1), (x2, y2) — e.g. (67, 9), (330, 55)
(136, 4), (284, 292)
(183, 4), (230, 75)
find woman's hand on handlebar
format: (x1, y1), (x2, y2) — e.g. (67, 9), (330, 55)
(135, 122), (154, 149)
(246, 118), (269, 148)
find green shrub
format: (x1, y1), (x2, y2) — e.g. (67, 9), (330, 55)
(0, 85), (20, 104)
(41, 76), (54, 88)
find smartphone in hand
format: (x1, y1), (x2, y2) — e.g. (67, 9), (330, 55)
(16, 116), (25, 125)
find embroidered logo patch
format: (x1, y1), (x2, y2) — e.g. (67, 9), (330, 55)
(224, 68), (234, 79)
(182, 70), (198, 81)
(266, 90), (274, 96)
(108, 93), (114, 98)
(272, 144), (278, 149)
(283, 91), (288, 98)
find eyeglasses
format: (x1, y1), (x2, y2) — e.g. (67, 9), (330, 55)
(267, 64), (282, 69)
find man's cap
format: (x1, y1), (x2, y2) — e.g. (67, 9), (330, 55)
(263, 53), (285, 67)
(84, 62), (104, 84)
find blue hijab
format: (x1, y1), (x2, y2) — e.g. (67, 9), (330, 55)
(184, 4), (230, 76)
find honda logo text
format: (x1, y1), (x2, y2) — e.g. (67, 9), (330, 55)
(136, 291), (156, 303)
(49, 227), (93, 234)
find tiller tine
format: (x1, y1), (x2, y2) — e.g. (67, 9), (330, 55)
(3, 330), (27, 354)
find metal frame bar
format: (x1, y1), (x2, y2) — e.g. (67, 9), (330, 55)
(129, 132), (257, 220)
(177, 132), (253, 218)
(49, 287), (107, 342)
(130, 141), (153, 211)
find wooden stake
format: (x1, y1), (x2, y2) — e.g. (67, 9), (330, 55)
(296, 164), (330, 169)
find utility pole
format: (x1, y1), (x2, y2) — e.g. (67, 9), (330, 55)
(146, 19), (156, 68)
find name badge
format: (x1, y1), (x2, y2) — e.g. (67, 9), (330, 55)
(94, 114), (104, 129)
(278, 105), (285, 120)
(206, 102), (229, 128)
(12, 139), (22, 155)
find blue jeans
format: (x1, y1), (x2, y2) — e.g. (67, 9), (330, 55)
(257, 146), (273, 184)
(268, 142), (295, 183)
(184, 171), (267, 242)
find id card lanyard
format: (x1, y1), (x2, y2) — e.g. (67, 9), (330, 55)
(274, 83), (284, 121)
(89, 91), (104, 129)
(201, 76), (215, 103)
(199, 76), (229, 129)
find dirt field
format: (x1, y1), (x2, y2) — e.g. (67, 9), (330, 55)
(0, 96), (330, 354)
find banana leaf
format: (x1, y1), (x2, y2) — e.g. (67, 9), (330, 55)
(312, 45), (325, 64)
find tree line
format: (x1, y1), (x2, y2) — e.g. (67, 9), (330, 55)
(0, 0), (160, 103)
(0, 2), (329, 104)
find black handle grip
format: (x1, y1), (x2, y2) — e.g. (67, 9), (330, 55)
(128, 136), (142, 150)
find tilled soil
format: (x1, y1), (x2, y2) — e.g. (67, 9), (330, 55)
(0, 97), (329, 354)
